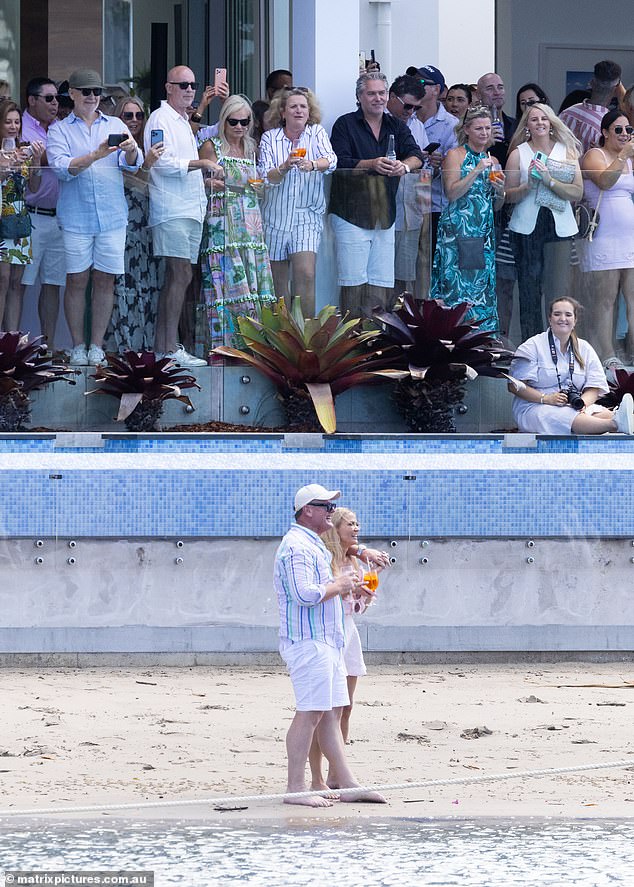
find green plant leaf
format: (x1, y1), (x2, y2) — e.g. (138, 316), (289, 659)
(305, 382), (336, 433)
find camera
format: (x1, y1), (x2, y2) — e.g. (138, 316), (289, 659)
(564, 385), (585, 411)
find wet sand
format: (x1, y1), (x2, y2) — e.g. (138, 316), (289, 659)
(1, 662), (633, 821)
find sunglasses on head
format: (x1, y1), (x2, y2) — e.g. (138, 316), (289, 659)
(169, 81), (198, 90)
(122, 111), (145, 121)
(282, 86), (309, 93)
(35, 93), (59, 103)
(227, 117), (250, 127)
(75, 87), (103, 97)
(309, 501), (337, 513)
(614, 125), (634, 135)
(395, 94), (421, 112)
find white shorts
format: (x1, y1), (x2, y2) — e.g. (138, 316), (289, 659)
(152, 218), (203, 263)
(394, 228), (420, 282)
(21, 212), (66, 286)
(279, 638), (349, 712)
(63, 228), (127, 275)
(329, 214), (395, 288)
(343, 615), (367, 677)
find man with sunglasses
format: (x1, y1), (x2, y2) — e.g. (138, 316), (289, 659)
(274, 483), (386, 808)
(21, 77), (65, 352)
(48, 68), (143, 366)
(145, 65), (222, 366)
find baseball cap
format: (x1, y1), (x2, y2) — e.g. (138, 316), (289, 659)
(294, 484), (341, 513)
(68, 68), (103, 90)
(416, 65), (445, 90)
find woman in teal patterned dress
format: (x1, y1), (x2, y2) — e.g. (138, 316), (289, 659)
(430, 105), (506, 333)
(197, 95), (275, 351)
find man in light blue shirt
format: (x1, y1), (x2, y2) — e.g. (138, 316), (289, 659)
(274, 483), (386, 808)
(48, 67), (142, 367)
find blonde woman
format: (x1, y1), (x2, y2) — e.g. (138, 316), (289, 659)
(505, 103), (583, 341)
(308, 507), (389, 796)
(258, 87), (336, 317)
(197, 95), (274, 350)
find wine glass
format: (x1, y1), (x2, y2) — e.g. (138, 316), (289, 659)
(1, 137), (16, 156)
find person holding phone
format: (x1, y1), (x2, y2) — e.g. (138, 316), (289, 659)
(505, 103), (582, 342)
(47, 68), (142, 366)
(102, 96), (165, 354)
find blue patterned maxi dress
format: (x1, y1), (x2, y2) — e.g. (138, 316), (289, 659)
(430, 145), (498, 332)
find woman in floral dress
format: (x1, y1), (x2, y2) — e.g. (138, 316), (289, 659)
(197, 95), (274, 351)
(430, 105), (506, 333)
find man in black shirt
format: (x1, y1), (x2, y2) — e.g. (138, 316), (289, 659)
(329, 72), (423, 316)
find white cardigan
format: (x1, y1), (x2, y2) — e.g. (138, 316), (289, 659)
(509, 141), (578, 237)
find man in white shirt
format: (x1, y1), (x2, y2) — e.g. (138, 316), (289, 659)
(144, 65), (221, 366)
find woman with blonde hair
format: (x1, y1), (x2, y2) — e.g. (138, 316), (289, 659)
(258, 86), (336, 317)
(308, 506), (388, 796)
(505, 103), (583, 341)
(197, 94), (274, 350)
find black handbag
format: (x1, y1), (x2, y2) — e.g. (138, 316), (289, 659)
(456, 235), (486, 270)
(0, 213), (32, 240)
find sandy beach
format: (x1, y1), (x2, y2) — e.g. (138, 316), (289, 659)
(1, 662), (633, 821)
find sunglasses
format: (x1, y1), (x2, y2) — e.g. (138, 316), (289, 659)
(614, 125), (634, 135)
(227, 117), (251, 127)
(282, 86), (309, 94)
(35, 94), (59, 103)
(520, 98), (539, 107)
(395, 94), (422, 112)
(74, 87), (103, 97)
(122, 111), (145, 121)
(309, 501), (337, 513)
(169, 81), (199, 90)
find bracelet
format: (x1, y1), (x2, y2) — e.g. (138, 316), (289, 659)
(312, 159), (317, 171)
(403, 162), (410, 174)
(540, 394), (545, 404)
(548, 178), (556, 190)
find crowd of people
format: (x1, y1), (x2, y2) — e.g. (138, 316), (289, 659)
(2, 57), (634, 433)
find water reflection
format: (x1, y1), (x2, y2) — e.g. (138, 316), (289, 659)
(1, 817), (632, 886)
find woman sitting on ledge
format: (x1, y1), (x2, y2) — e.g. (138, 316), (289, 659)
(508, 297), (634, 434)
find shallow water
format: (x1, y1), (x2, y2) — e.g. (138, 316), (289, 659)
(1, 818), (633, 886)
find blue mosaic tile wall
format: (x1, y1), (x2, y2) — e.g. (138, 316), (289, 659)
(1, 443), (634, 538)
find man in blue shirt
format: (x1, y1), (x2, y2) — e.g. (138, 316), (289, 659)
(48, 68), (142, 366)
(274, 483), (386, 807)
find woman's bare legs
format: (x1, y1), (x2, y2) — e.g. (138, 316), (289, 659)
(270, 260), (290, 307)
(587, 269), (619, 361)
(290, 251), (316, 318)
(620, 268), (634, 362)
(340, 675), (358, 745)
(3, 265), (26, 331)
(0, 262), (11, 330)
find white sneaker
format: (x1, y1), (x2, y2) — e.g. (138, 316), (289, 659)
(164, 345), (207, 367)
(613, 392), (634, 434)
(87, 344), (107, 367)
(69, 344), (88, 366)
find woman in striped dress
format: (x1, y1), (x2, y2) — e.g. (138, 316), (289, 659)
(258, 87), (337, 317)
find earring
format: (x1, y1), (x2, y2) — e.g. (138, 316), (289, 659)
(525, 127), (530, 139)
(549, 127), (554, 136)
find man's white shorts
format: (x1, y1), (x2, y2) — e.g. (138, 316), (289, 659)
(62, 228), (127, 275)
(279, 639), (349, 712)
(329, 214), (395, 288)
(152, 218), (203, 263)
(21, 212), (66, 287)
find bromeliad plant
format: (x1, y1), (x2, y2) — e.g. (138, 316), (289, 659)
(0, 332), (77, 431)
(373, 294), (513, 432)
(86, 351), (201, 432)
(213, 299), (397, 433)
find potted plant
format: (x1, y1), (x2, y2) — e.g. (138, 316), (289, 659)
(86, 351), (201, 432)
(213, 299), (396, 433)
(373, 294), (513, 433)
(0, 332), (77, 431)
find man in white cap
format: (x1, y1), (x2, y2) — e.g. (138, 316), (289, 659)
(273, 482), (386, 807)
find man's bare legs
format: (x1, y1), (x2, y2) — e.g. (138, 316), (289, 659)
(154, 257), (193, 354)
(89, 270), (115, 348)
(339, 284), (390, 319)
(314, 707), (385, 803)
(64, 269), (91, 345)
(63, 269), (114, 349)
(2, 265), (26, 331)
(285, 710), (333, 807)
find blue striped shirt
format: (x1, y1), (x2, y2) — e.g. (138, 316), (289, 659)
(274, 523), (345, 648)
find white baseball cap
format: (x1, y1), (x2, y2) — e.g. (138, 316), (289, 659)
(294, 484), (341, 513)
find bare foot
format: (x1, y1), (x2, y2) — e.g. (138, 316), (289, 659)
(339, 786), (387, 804)
(284, 793), (333, 808)
(311, 780), (340, 800)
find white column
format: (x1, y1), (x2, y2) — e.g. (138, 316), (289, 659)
(291, 0), (360, 132)
(369, 0), (391, 82)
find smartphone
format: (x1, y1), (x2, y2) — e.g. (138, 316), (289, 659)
(107, 133), (126, 147)
(214, 68), (227, 89)
(150, 129), (164, 147)
(425, 141), (441, 154)
(530, 150), (548, 180)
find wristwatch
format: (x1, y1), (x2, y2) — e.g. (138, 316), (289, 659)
(191, 112), (202, 123)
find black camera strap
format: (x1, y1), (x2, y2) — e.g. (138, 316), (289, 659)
(548, 329), (575, 392)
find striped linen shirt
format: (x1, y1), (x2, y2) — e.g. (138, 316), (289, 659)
(258, 124), (337, 227)
(559, 101), (607, 154)
(274, 523), (345, 648)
